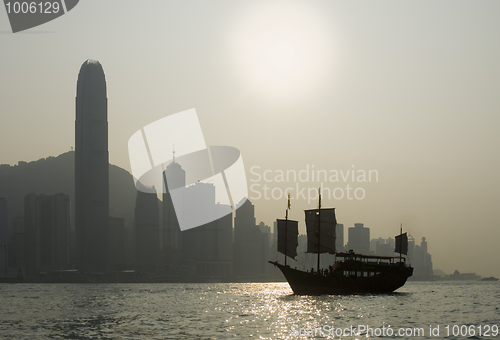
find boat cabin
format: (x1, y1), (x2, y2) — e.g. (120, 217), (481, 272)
(332, 251), (407, 278)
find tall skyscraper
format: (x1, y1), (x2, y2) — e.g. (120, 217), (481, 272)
(75, 60), (109, 273)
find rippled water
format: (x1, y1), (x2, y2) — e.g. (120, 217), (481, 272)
(0, 281), (498, 339)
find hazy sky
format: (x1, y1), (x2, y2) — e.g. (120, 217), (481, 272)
(1, 0), (499, 277)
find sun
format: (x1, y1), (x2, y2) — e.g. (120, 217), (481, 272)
(252, 32), (306, 84)
(228, 1), (334, 101)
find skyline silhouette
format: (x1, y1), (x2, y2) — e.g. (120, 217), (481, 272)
(1, 1), (499, 278)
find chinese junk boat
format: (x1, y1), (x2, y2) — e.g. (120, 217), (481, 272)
(269, 193), (413, 295)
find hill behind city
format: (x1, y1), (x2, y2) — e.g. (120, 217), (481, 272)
(0, 151), (137, 229)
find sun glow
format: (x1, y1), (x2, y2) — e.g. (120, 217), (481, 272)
(229, 1), (333, 101)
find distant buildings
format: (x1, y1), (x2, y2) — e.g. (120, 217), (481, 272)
(370, 237), (395, 256)
(368, 233), (434, 279)
(75, 59), (109, 273)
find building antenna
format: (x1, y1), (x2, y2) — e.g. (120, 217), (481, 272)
(172, 143), (176, 163)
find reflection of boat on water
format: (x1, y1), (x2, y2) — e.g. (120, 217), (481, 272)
(481, 276), (499, 282)
(269, 192), (413, 295)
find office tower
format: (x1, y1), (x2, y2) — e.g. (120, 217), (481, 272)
(272, 220), (277, 244)
(346, 223), (370, 254)
(109, 217), (126, 269)
(0, 198), (7, 274)
(258, 222), (270, 236)
(24, 194), (41, 275)
(12, 216), (24, 275)
(258, 222), (271, 274)
(135, 187), (160, 268)
(335, 223), (344, 252)
(181, 182), (233, 277)
(413, 237), (433, 278)
(46, 193), (71, 269)
(162, 159), (185, 265)
(75, 59), (109, 273)
(234, 199), (264, 276)
(24, 193), (71, 275)
(407, 233), (415, 265)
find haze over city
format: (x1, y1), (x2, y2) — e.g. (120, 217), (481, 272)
(1, 0), (499, 278)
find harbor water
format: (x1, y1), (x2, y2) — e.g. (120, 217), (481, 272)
(0, 281), (498, 339)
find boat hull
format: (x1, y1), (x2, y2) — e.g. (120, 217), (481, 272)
(270, 261), (413, 295)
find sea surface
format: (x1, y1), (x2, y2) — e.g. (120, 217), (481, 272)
(0, 281), (498, 339)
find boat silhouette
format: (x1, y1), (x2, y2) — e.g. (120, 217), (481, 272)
(269, 191), (413, 295)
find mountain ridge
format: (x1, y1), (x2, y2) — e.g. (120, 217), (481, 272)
(0, 151), (137, 230)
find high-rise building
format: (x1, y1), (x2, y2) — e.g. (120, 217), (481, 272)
(75, 59), (109, 273)
(162, 159), (185, 265)
(234, 199), (265, 276)
(407, 233), (415, 263)
(346, 223), (370, 254)
(181, 182), (233, 277)
(135, 187), (160, 268)
(0, 197), (7, 274)
(12, 216), (24, 275)
(109, 216), (126, 269)
(46, 193), (71, 269)
(335, 223), (344, 252)
(24, 193), (71, 275)
(412, 237), (433, 277)
(24, 194), (41, 275)
(161, 156), (234, 276)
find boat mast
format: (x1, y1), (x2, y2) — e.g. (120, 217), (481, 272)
(400, 223), (403, 263)
(285, 194), (290, 266)
(317, 188), (321, 273)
